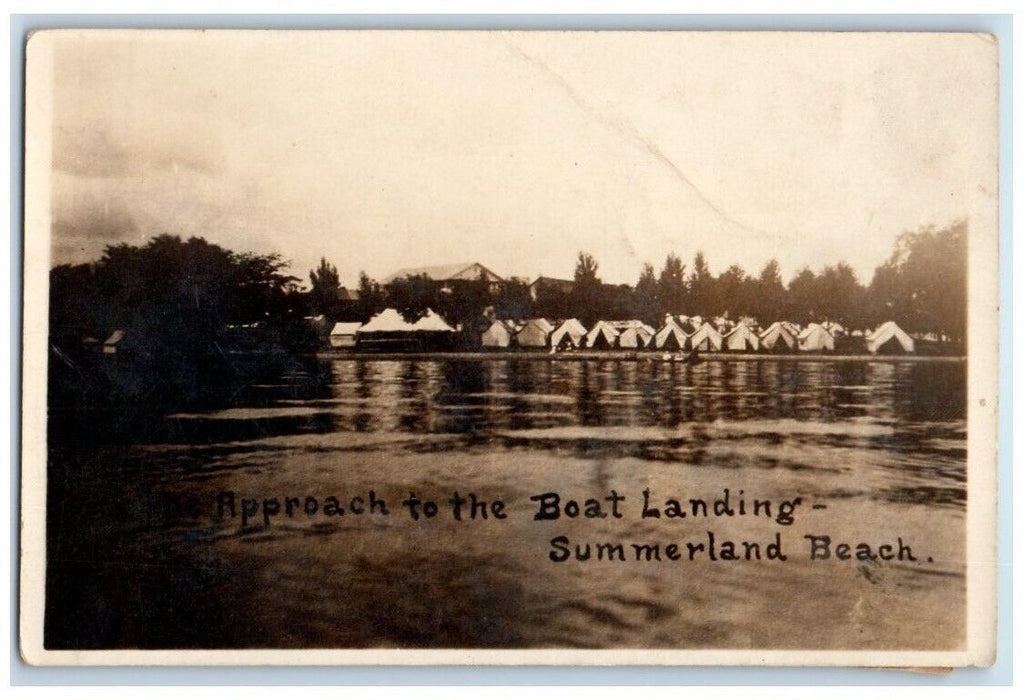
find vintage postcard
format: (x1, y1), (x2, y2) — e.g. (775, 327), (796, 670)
(20, 30), (999, 666)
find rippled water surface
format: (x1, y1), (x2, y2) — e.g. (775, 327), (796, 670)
(46, 358), (967, 650)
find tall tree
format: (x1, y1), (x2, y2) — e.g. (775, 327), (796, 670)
(356, 271), (384, 322)
(786, 267), (819, 323)
(383, 274), (437, 321)
(493, 278), (533, 321)
(865, 221), (966, 339)
(49, 234), (303, 405)
(715, 264), (751, 319)
(816, 262), (864, 327)
(754, 259), (786, 323)
(308, 257), (341, 317)
(633, 262), (660, 326)
(571, 251), (604, 326)
(688, 251), (713, 315)
(657, 253), (687, 318)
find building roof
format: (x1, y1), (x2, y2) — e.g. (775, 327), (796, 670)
(530, 276), (574, 287)
(383, 262), (503, 284)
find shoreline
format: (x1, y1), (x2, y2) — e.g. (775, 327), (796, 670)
(315, 350), (965, 363)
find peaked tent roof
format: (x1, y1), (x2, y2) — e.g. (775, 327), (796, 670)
(330, 322), (363, 336)
(797, 322), (829, 340)
(516, 317), (555, 346)
(360, 308), (416, 333)
(412, 309), (456, 332)
(654, 317), (688, 349)
(619, 325), (654, 348)
(688, 322), (723, 349)
(797, 323), (835, 350)
(550, 318), (587, 346)
(522, 317), (555, 333)
(759, 321), (798, 348)
(586, 321), (621, 347)
(723, 323), (759, 350)
(865, 321), (915, 353)
(481, 319), (516, 346)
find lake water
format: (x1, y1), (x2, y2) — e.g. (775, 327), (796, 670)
(45, 357), (967, 650)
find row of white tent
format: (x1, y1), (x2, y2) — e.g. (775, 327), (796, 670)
(328, 308), (456, 347)
(328, 309), (917, 354)
(479, 317), (916, 354)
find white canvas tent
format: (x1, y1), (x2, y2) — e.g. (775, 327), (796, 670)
(360, 308), (415, 333)
(654, 318), (688, 350)
(688, 322), (723, 351)
(516, 318), (555, 347)
(618, 323), (654, 349)
(723, 323), (759, 351)
(759, 321), (798, 351)
(797, 323), (835, 352)
(481, 320), (516, 348)
(549, 318), (587, 349)
(585, 321), (621, 349)
(865, 321), (915, 354)
(329, 322), (362, 348)
(412, 309), (456, 333)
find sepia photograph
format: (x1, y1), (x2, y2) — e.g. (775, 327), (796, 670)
(19, 29), (1000, 666)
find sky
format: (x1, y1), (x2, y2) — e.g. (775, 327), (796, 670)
(39, 30), (997, 287)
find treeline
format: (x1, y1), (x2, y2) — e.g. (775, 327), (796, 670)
(49, 235), (317, 406)
(46, 222), (962, 409)
(313, 221), (965, 341)
(49, 220), (967, 364)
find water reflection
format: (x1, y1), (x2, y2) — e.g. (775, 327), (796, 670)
(165, 357), (966, 509)
(46, 357), (968, 651)
(302, 358), (964, 433)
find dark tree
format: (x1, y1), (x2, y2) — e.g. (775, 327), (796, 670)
(493, 278), (533, 321)
(633, 262), (659, 326)
(688, 251), (713, 315)
(715, 264), (751, 319)
(532, 283), (573, 321)
(571, 251), (604, 326)
(356, 271), (385, 322)
(308, 257), (341, 317)
(816, 262), (864, 327)
(383, 274), (438, 321)
(657, 253), (687, 318)
(48, 234), (303, 407)
(865, 221), (966, 340)
(786, 267), (819, 323)
(754, 259), (786, 323)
